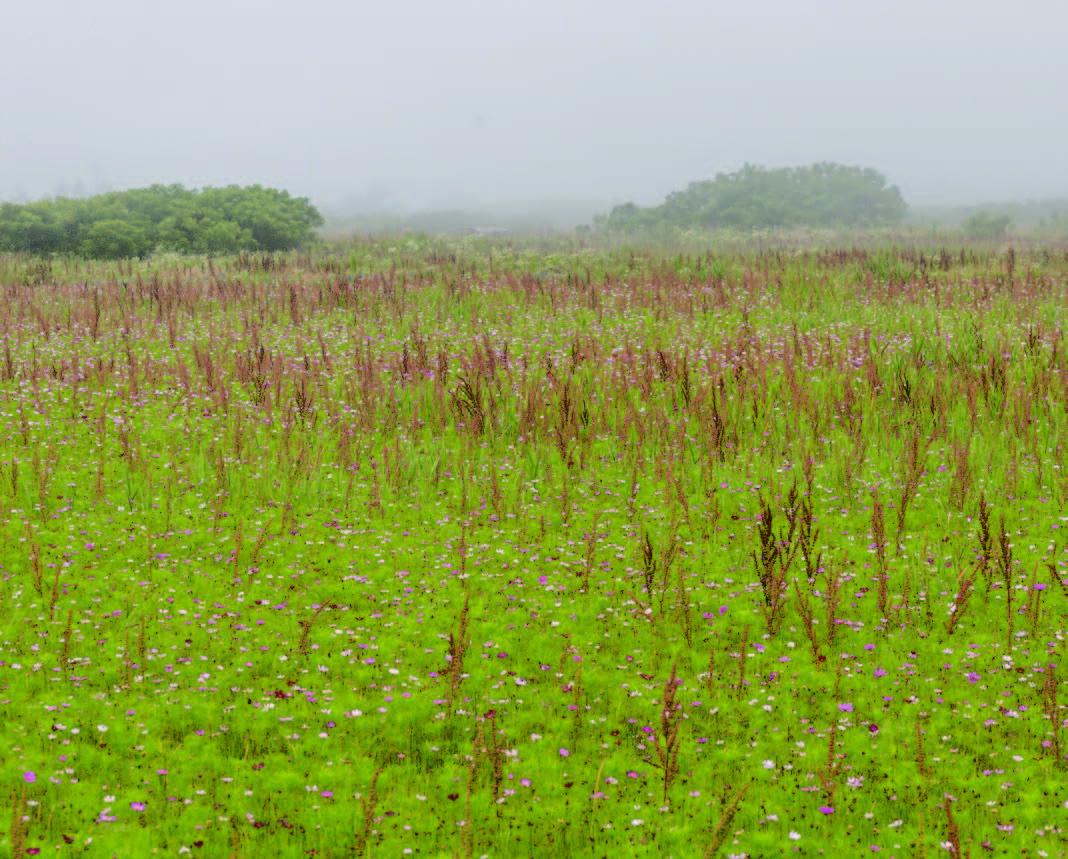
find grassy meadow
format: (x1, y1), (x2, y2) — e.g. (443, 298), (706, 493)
(0, 239), (1065, 856)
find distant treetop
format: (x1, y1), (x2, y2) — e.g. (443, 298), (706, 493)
(0, 184), (323, 258)
(597, 163), (907, 232)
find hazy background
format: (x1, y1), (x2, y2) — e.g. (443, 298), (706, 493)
(2, 0), (1066, 222)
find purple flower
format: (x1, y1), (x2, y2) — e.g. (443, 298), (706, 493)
(966, 672), (980, 683)
(838, 702), (854, 713)
(23, 771), (36, 783)
(818, 805), (835, 815)
(868, 723), (880, 735)
(558, 748), (570, 758)
(874, 667), (887, 678)
(130, 801), (146, 812)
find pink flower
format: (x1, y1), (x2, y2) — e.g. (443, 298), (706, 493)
(23, 771), (36, 783)
(130, 801), (146, 812)
(558, 748), (570, 758)
(838, 702), (854, 713)
(818, 805), (835, 815)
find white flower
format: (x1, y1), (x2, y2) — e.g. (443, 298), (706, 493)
(631, 819), (644, 826)
(762, 759), (775, 769)
(789, 831), (801, 841)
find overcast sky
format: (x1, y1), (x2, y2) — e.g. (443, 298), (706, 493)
(2, 0), (1066, 211)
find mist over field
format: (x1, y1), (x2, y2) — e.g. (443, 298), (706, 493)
(3, 4), (1068, 856)
(2, 0), (1067, 217)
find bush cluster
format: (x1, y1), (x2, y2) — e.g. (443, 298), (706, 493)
(0, 184), (323, 258)
(599, 163), (907, 232)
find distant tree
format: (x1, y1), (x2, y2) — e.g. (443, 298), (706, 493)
(600, 163), (907, 232)
(962, 211), (1012, 240)
(0, 205), (65, 254)
(79, 220), (151, 259)
(0, 184), (323, 258)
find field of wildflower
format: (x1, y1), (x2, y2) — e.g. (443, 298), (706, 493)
(0, 239), (1064, 857)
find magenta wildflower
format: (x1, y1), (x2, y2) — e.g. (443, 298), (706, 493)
(558, 748), (570, 758)
(818, 805), (835, 814)
(838, 702), (854, 713)
(23, 771), (36, 783)
(130, 801), (146, 812)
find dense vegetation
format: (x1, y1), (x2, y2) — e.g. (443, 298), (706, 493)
(962, 211), (1014, 241)
(599, 163), (908, 233)
(0, 238), (1064, 857)
(0, 185), (323, 258)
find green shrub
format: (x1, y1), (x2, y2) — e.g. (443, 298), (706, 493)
(0, 184), (322, 258)
(599, 163), (907, 232)
(962, 211), (1012, 240)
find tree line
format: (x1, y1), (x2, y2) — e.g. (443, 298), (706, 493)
(0, 184), (323, 258)
(598, 163), (908, 232)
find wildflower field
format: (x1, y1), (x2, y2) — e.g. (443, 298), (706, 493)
(0, 239), (1064, 857)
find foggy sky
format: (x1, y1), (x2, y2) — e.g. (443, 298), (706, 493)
(2, 0), (1066, 212)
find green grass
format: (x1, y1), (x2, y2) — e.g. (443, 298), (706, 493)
(0, 240), (1064, 857)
